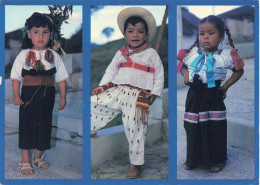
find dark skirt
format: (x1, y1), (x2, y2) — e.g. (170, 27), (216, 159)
(184, 82), (227, 169)
(19, 85), (55, 151)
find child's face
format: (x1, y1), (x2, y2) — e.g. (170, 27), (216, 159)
(124, 22), (148, 49)
(199, 21), (224, 53)
(27, 26), (51, 50)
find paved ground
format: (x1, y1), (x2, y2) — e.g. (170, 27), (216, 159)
(5, 127), (82, 179)
(91, 141), (169, 179)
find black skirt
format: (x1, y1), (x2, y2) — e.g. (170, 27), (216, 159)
(184, 81), (227, 169)
(19, 69), (56, 151)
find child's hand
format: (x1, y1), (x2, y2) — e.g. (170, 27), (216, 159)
(92, 87), (100, 96)
(220, 85), (228, 99)
(58, 97), (66, 110)
(13, 96), (24, 105)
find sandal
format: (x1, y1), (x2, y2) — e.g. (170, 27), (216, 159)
(19, 162), (34, 175)
(33, 155), (49, 169)
(209, 163), (225, 173)
(127, 164), (141, 179)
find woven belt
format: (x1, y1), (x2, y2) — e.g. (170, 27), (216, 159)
(23, 75), (54, 86)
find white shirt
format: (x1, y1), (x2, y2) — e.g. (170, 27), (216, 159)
(99, 48), (164, 97)
(183, 47), (235, 83)
(10, 49), (69, 83)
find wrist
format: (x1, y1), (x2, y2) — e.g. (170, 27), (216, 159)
(222, 83), (229, 91)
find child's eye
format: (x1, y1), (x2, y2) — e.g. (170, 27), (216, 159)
(138, 30), (144, 34)
(34, 31), (38, 34)
(199, 32), (204, 36)
(209, 32), (215, 35)
(43, 31), (50, 34)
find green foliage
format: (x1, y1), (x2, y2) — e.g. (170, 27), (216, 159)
(48, 5), (73, 45)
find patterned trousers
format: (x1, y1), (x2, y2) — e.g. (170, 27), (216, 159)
(91, 85), (147, 165)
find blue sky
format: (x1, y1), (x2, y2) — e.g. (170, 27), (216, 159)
(5, 5), (82, 39)
(185, 5), (241, 18)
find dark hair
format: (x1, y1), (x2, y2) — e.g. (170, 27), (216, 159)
(189, 15), (235, 51)
(123, 16), (148, 33)
(21, 12), (54, 49)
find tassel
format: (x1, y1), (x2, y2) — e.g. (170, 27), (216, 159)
(177, 49), (189, 73)
(230, 49), (245, 70)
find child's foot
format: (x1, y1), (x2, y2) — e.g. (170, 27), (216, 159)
(183, 162), (193, 170)
(127, 164), (141, 179)
(209, 162), (225, 173)
(19, 162), (34, 175)
(33, 155), (49, 169)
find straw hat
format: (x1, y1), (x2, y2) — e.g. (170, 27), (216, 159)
(117, 7), (157, 42)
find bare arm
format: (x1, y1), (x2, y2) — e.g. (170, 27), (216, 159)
(221, 68), (244, 98)
(180, 65), (189, 85)
(12, 80), (24, 105)
(58, 81), (67, 110)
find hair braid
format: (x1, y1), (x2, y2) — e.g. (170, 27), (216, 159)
(225, 27), (235, 49)
(188, 34), (199, 52)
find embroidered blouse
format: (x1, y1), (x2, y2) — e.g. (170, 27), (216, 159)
(10, 49), (69, 83)
(99, 48), (164, 97)
(183, 47), (235, 84)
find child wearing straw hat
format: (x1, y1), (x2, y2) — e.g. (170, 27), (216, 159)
(91, 7), (164, 178)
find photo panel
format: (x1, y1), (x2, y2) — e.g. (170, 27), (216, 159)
(176, 4), (258, 182)
(90, 5), (169, 180)
(4, 4), (83, 180)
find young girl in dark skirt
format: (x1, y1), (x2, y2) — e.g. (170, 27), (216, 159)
(11, 12), (69, 175)
(177, 15), (244, 172)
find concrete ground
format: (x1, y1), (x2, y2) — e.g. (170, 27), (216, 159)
(91, 141), (169, 179)
(5, 127), (82, 179)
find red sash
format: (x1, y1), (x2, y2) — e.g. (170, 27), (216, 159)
(118, 44), (155, 73)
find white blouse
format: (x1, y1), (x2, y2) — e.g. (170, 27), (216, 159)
(10, 49), (69, 83)
(183, 47), (235, 84)
(99, 48), (164, 97)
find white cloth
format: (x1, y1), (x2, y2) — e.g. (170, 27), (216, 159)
(183, 47), (235, 83)
(10, 49), (69, 83)
(99, 48), (164, 97)
(91, 85), (147, 165)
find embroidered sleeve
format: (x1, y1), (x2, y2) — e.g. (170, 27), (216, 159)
(214, 49), (234, 69)
(150, 49), (164, 97)
(10, 51), (25, 81)
(183, 47), (199, 66)
(54, 51), (69, 82)
(99, 50), (121, 86)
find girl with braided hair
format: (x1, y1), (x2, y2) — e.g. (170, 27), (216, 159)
(177, 15), (244, 172)
(10, 12), (69, 175)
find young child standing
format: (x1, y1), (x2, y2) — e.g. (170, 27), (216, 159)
(11, 12), (69, 175)
(177, 15), (244, 172)
(91, 7), (164, 178)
